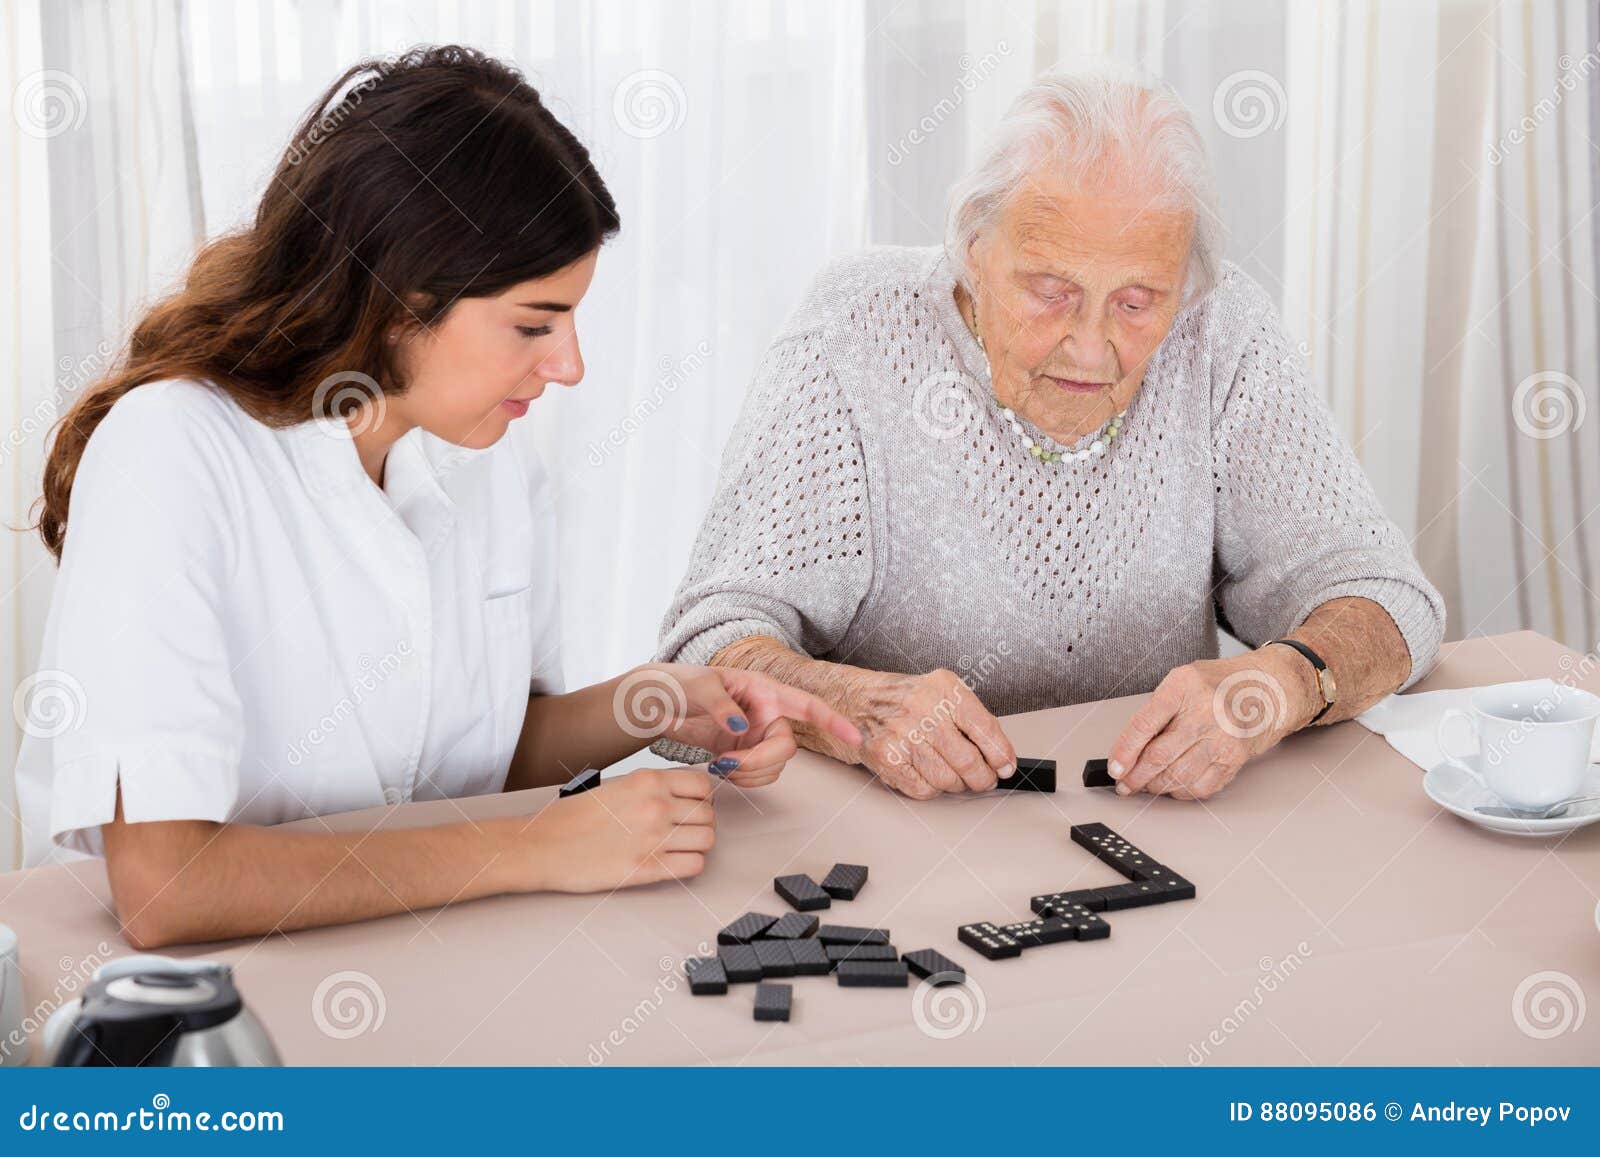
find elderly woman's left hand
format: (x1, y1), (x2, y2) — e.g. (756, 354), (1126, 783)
(1105, 648), (1320, 800)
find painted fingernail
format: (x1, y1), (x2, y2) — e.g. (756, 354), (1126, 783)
(710, 757), (740, 776)
(1108, 760), (1125, 779)
(997, 763), (1014, 779)
(727, 715), (749, 733)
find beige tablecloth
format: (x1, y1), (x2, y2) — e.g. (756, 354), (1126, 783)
(3, 630), (1597, 1065)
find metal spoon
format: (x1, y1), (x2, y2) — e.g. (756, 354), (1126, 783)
(1475, 794), (1600, 820)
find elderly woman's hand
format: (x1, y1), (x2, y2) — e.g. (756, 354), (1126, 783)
(1106, 649), (1321, 801)
(841, 668), (1018, 798)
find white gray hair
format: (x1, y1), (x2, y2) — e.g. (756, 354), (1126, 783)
(945, 63), (1224, 305)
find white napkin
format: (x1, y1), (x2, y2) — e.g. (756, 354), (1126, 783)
(1355, 677), (1600, 771)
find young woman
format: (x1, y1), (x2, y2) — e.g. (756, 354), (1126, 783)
(15, 46), (859, 948)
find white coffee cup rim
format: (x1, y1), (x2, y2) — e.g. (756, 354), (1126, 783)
(1469, 682), (1600, 726)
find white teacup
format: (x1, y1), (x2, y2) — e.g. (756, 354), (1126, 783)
(1439, 680), (1600, 812)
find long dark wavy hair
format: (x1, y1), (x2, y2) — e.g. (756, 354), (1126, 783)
(36, 44), (619, 560)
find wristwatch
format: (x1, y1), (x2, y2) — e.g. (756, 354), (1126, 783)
(1265, 638), (1337, 724)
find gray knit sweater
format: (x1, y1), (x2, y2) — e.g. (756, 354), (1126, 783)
(653, 246), (1445, 763)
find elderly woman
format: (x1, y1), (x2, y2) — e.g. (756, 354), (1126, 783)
(653, 67), (1445, 802)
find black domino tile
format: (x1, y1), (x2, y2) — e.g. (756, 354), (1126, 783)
(1147, 873), (1197, 902)
(957, 922), (1022, 960)
(995, 757), (1056, 792)
(1003, 917), (1079, 948)
(763, 912), (820, 940)
(826, 942), (898, 964)
(774, 873), (832, 912)
(752, 939), (796, 978)
(753, 982), (792, 1022)
(820, 862), (869, 900)
(1129, 861), (1180, 883)
(718, 911), (779, 945)
(788, 937), (832, 976)
(816, 924), (891, 946)
(717, 944), (762, 983)
(1084, 883), (1142, 911)
(684, 956), (728, 995)
(1097, 881), (1171, 909)
(901, 948), (966, 985)
(836, 960), (909, 987)
(1031, 888), (1109, 916)
(1070, 823), (1164, 882)
(1046, 902), (1112, 941)
(1082, 758), (1115, 789)
(1071, 911), (1111, 940)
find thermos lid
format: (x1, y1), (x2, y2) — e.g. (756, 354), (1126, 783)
(83, 967), (242, 1033)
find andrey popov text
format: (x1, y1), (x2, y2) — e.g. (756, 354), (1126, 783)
(1229, 1102), (1573, 1127)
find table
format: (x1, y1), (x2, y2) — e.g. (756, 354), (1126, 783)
(3, 630), (1597, 1065)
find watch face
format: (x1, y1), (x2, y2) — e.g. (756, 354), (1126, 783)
(1317, 668), (1337, 702)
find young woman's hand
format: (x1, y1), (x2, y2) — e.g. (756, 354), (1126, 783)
(614, 663), (863, 788)
(511, 768), (716, 892)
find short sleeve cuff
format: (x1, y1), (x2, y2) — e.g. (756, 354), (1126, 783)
(50, 743), (241, 859)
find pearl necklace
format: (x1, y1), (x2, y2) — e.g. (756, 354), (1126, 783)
(968, 294), (1125, 465)
(1001, 406), (1122, 464)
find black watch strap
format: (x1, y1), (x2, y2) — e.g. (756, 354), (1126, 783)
(1265, 638), (1334, 723)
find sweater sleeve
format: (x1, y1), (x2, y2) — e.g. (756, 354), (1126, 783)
(651, 327), (874, 763)
(1209, 285), (1446, 691)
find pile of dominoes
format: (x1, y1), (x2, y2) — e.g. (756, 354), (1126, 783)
(686, 821), (1196, 1023)
(958, 822), (1197, 959)
(684, 862), (967, 1023)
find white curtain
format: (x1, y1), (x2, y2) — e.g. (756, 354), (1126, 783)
(4, 0), (1598, 870)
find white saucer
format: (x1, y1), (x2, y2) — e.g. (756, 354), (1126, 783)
(1423, 757), (1600, 838)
